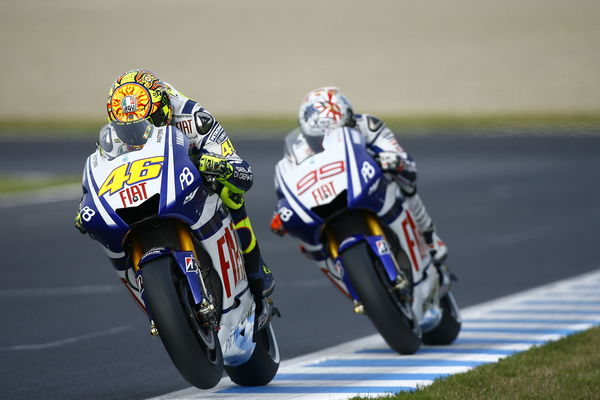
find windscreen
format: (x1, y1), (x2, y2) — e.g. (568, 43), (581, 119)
(110, 119), (153, 147)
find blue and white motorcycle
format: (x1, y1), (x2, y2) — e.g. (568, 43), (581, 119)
(78, 121), (279, 389)
(273, 127), (461, 354)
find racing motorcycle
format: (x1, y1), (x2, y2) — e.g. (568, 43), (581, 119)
(273, 127), (461, 354)
(78, 122), (279, 389)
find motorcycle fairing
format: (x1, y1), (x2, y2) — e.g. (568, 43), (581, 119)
(81, 126), (205, 254)
(340, 128), (386, 212)
(157, 127), (206, 227)
(275, 128), (387, 245)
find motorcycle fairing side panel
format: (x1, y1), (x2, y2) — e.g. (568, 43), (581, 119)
(274, 127), (386, 245)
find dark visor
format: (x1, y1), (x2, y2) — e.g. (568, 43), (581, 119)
(110, 119), (152, 147)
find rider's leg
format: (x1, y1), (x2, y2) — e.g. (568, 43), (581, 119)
(228, 204), (275, 298)
(218, 188), (275, 297)
(228, 203), (275, 329)
(398, 180), (448, 266)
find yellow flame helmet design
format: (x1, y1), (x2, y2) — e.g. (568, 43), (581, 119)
(107, 69), (172, 126)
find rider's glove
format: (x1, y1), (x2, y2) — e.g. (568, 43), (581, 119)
(74, 212), (86, 234)
(378, 151), (405, 172)
(198, 153), (234, 181)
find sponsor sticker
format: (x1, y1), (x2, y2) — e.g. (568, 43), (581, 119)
(121, 95), (138, 113)
(185, 256), (198, 272)
(136, 275), (144, 294)
(327, 259), (345, 280)
(376, 239), (390, 255)
(183, 187), (199, 205)
(208, 127), (226, 144)
(176, 131), (185, 146)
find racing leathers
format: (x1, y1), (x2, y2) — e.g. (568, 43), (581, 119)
(271, 113), (447, 265)
(76, 83), (275, 327)
(164, 83), (275, 306)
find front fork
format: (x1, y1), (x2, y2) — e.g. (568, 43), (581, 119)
(129, 221), (218, 333)
(325, 213), (411, 313)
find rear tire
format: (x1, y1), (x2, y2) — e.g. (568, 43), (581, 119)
(422, 292), (462, 345)
(225, 324), (280, 386)
(142, 257), (223, 389)
(340, 242), (421, 354)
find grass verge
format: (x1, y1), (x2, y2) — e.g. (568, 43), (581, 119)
(0, 113), (599, 138)
(0, 175), (79, 195)
(354, 327), (600, 400)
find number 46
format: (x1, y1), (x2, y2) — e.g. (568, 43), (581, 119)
(98, 157), (164, 196)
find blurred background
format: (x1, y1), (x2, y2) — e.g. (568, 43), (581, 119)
(1, 0), (599, 122)
(1, 1), (599, 399)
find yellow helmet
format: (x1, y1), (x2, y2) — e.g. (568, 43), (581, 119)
(107, 69), (172, 126)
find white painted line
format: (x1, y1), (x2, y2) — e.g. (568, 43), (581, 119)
(0, 284), (120, 297)
(0, 325), (133, 351)
(0, 183), (81, 208)
(148, 268), (600, 400)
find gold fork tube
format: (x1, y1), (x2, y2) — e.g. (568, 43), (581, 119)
(131, 237), (143, 272)
(365, 212), (386, 237)
(325, 229), (340, 259)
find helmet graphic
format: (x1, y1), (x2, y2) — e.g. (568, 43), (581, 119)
(298, 87), (353, 141)
(107, 69), (172, 127)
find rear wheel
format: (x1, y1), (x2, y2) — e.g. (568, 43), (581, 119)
(225, 324), (280, 386)
(340, 242), (421, 354)
(142, 257), (223, 389)
(422, 292), (461, 345)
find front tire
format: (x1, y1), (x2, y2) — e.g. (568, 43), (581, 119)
(225, 324), (280, 386)
(142, 257), (223, 389)
(340, 242), (421, 354)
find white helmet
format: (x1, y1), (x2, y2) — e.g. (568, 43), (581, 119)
(298, 87), (353, 142)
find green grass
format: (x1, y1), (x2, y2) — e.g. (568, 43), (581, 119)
(0, 112), (599, 137)
(0, 175), (79, 195)
(353, 327), (600, 400)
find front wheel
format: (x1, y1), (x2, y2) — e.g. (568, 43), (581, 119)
(340, 242), (421, 354)
(225, 324), (280, 386)
(142, 257), (223, 389)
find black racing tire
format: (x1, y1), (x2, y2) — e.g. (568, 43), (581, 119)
(422, 292), (462, 345)
(142, 257), (223, 389)
(224, 323), (280, 386)
(340, 242), (421, 354)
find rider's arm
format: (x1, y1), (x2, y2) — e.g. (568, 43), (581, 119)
(197, 127), (253, 194)
(356, 114), (417, 192)
(165, 83), (253, 194)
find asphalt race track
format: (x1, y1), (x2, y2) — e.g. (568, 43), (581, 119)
(1, 132), (599, 400)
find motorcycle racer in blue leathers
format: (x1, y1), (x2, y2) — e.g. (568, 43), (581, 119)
(75, 69), (275, 328)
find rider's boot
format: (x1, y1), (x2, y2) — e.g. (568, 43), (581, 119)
(403, 192), (448, 266)
(229, 204), (277, 331)
(423, 227), (448, 266)
(248, 261), (276, 331)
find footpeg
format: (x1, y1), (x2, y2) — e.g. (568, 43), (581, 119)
(393, 276), (413, 303)
(353, 300), (364, 314)
(150, 320), (159, 336)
